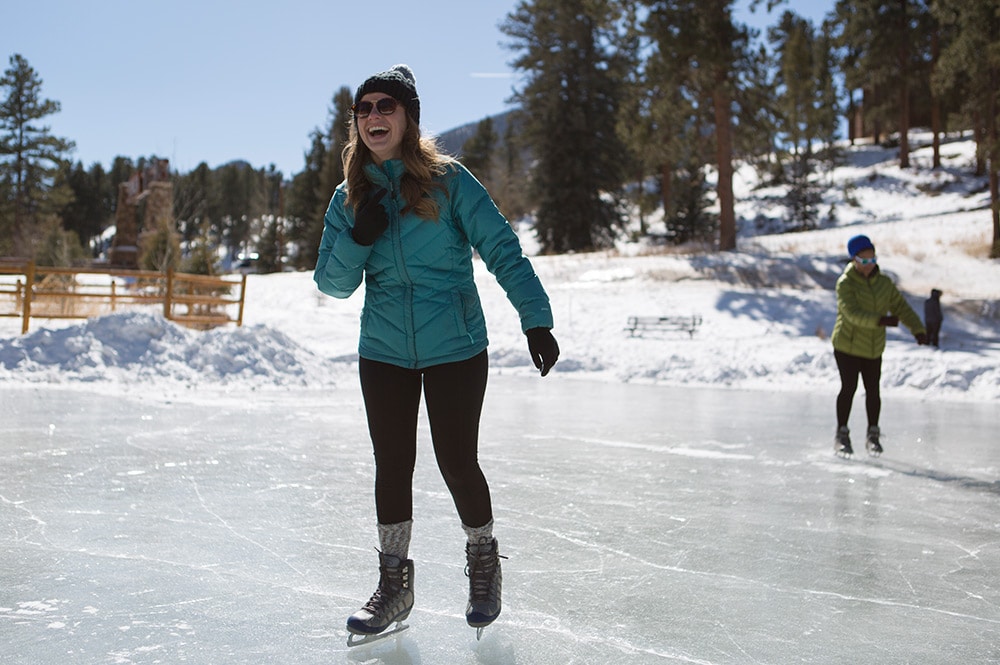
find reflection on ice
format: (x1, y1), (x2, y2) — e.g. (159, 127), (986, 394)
(1, 379), (998, 664)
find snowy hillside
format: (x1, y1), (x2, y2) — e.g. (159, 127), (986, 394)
(1, 133), (998, 401)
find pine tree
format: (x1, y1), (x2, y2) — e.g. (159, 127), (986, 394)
(640, 22), (718, 246)
(932, 0), (1000, 257)
(502, 0), (630, 253)
(491, 116), (530, 221)
(642, 0), (750, 251)
(834, 0), (932, 167)
(214, 161), (265, 258)
(461, 117), (498, 186)
(813, 20), (844, 177)
(735, 39), (783, 185)
(286, 130), (325, 269)
(173, 161), (213, 246)
(254, 216), (284, 274)
(615, 2), (660, 237)
(769, 11), (840, 229)
(62, 161), (113, 252)
(180, 218), (218, 275)
(300, 86), (352, 267)
(0, 53), (75, 257)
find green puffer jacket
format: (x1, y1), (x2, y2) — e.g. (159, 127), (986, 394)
(313, 159), (553, 369)
(831, 263), (925, 359)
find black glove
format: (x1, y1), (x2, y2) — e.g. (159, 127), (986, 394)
(351, 187), (389, 246)
(878, 315), (899, 327)
(915, 332), (929, 345)
(526, 327), (559, 377)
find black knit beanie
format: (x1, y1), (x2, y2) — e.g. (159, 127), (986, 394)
(354, 64), (420, 126)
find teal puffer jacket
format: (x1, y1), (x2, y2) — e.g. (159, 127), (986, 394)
(831, 263), (925, 359)
(314, 159), (553, 369)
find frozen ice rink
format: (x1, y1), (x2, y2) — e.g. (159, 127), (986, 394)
(2, 377), (998, 664)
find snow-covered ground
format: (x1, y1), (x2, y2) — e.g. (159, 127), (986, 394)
(2, 133), (997, 402)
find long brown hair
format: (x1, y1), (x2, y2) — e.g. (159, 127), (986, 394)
(343, 113), (452, 220)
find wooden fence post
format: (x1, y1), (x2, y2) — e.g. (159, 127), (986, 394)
(22, 260), (35, 335)
(236, 274), (247, 327)
(164, 268), (173, 321)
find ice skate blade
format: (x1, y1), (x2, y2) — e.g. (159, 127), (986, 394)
(346, 622), (409, 647)
(476, 625), (486, 641)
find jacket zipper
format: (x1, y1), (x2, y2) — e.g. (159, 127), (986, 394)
(385, 165), (419, 368)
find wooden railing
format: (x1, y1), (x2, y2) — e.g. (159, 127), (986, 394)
(0, 259), (246, 334)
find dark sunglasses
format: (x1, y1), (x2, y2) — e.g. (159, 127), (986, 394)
(352, 97), (399, 119)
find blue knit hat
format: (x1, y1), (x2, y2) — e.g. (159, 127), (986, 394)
(847, 234), (875, 258)
(354, 64), (420, 126)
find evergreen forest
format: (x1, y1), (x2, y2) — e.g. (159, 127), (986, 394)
(2, 0), (999, 274)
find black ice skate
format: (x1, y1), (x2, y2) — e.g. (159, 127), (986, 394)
(346, 552), (414, 647)
(465, 538), (506, 640)
(865, 426), (883, 457)
(835, 426), (853, 457)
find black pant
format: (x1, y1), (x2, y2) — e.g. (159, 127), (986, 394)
(834, 349), (882, 429)
(358, 350), (492, 528)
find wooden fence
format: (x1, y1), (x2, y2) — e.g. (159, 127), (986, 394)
(0, 259), (247, 334)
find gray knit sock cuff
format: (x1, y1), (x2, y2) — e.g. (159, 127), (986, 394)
(378, 519), (413, 559)
(462, 518), (494, 545)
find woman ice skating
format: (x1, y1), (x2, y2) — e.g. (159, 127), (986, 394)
(312, 64), (559, 643)
(831, 234), (927, 457)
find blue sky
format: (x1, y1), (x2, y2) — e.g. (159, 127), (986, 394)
(3, 1), (833, 178)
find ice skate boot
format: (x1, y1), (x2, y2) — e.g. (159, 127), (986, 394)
(346, 552), (413, 646)
(835, 426), (853, 457)
(865, 426), (883, 456)
(465, 538), (506, 639)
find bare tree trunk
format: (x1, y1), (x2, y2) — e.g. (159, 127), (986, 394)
(991, 67), (1000, 257)
(713, 84), (736, 251)
(637, 168), (647, 236)
(12, 152), (27, 257)
(931, 26), (942, 169)
(974, 118), (986, 176)
(991, 167), (1000, 256)
(897, 0), (910, 169)
(660, 160), (672, 224)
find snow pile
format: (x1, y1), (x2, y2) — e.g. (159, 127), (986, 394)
(0, 311), (343, 388)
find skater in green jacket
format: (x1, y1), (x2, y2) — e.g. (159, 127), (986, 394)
(831, 234), (927, 457)
(313, 64), (559, 644)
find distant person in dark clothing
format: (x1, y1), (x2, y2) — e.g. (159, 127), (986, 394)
(924, 289), (943, 348)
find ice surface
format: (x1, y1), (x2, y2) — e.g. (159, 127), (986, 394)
(2, 379), (998, 664)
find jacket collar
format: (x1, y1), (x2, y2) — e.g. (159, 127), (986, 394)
(364, 159), (405, 187)
(846, 262), (880, 282)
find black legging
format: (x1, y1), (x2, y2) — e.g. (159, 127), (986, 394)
(358, 350), (492, 528)
(834, 349), (882, 429)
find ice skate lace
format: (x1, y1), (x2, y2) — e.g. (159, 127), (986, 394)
(466, 548), (507, 601)
(361, 585), (391, 615)
(362, 565), (407, 616)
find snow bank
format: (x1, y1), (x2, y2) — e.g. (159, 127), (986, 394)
(0, 311), (347, 388)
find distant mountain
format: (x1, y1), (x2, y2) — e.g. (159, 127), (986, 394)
(436, 110), (516, 158)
